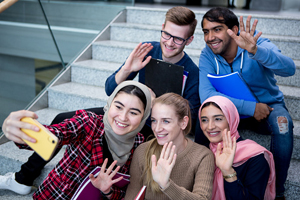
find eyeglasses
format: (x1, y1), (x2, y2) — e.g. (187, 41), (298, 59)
(161, 30), (190, 45)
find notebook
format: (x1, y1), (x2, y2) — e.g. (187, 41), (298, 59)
(71, 166), (130, 200)
(145, 58), (185, 97)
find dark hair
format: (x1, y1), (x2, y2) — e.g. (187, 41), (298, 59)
(165, 6), (197, 37)
(201, 101), (221, 111)
(201, 7), (239, 30)
(117, 85), (147, 109)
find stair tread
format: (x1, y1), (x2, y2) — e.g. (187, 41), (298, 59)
(279, 85), (300, 99)
(72, 59), (121, 71)
(49, 82), (108, 100)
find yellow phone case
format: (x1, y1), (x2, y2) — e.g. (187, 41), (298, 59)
(21, 117), (59, 161)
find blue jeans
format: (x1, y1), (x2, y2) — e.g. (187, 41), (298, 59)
(239, 101), (294, 196)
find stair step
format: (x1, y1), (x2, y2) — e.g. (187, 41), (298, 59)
(92, 40), (202, 65)
(126, 7), (300, 36)
(279, 85), (300, 121)
(0, 141), (65, 198)
(71, 60), (121, 87)
(276, 60), (300, 87)
(111, 22), (300, 60)
(284, 159), (300, 198)
(239, 120), (300, 160)
(48, 82), (108, 111)
(35, 108), (67, 125)
(110, 22), (206, 51)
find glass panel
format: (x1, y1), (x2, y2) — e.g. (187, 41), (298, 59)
(0, 0), (131, 131)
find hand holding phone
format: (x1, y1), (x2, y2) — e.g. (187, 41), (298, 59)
(21, 117), (59, 161)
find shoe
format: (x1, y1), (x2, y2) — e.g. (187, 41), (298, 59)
(0, 172), (31, 195)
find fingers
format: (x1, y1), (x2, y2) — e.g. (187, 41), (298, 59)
(134, 43), (153, 58)
(250, 19), (258, 35)
(151, 154), (157, 167)
(268, 105), (274, 112)
(89, 174), (96, 182)
(245, 15), (252, 33)
(239, 16), (245, 32)
(3, 110), (39, 143)
(142, 55), (152, 67)
(163, 142), (173, 159)
(227, 29), (238, 41)
(216, 143), (222, 156)
(100, 158), (108, 174)
(232, 136), (237, 153)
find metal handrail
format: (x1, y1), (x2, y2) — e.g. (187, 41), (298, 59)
(0, 0), (18, 14)
(38, 0), (65, 68)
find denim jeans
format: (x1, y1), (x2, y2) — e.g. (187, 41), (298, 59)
(239, 101), (294, 196)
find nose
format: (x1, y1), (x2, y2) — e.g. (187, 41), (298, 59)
(208, 120), (215, 130)
(153, 122), (163, 133)
(207, 31), (215, 42)
(119, 111), (127, 121)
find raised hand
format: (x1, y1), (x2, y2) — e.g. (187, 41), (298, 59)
(2, 110), (39, 144)
(227, 15), (262, 55)
(115, 43), (153, 84)
(254, 103), (273, 121)
(151, 141), (177, 189)
(89, 158), (123, 194)
(215, 129), (237, 180)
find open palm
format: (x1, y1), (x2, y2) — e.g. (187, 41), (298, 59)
(215, 129), (236, 173)
(89, 158), (123, 194)
(151, 142), (177, 189)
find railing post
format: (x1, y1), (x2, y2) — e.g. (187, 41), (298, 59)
(38, 0), (65, 68)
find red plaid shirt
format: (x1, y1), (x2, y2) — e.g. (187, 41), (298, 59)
(19, 110), (144, 200)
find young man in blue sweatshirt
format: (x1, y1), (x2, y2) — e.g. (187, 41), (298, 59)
(198, 7), (295, 199)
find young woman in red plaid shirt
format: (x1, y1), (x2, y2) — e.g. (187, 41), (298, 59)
(2, 81), (152, 200)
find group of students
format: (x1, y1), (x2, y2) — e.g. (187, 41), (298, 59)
(0, 5), (296, 200)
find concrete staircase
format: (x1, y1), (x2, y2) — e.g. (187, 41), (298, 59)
(0, 6), (299, 199)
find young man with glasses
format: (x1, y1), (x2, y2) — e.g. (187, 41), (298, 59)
(105, 6), (200, 137)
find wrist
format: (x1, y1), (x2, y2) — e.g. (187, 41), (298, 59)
(223, 170), (237, 182)
(101, 187), (113, 196)
(159, 180), (170, 190)
(249, 45), (258, 55)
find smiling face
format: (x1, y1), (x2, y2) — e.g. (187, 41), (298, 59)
(108, 92), (144, 136)
(160, 21), (193, 64)
(202, 18), (238, 62)
(151, 103), (186, 148)
(200, 104), (230, 144)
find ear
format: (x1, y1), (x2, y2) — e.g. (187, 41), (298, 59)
(232, 25), (239, 35)
(185, 35), (194, 46)
(180, 116), (189, 130)
(162, 23), (165, 30)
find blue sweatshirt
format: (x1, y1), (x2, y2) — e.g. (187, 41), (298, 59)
(105, 41), (200, 127)
(199, 34), (296, 116)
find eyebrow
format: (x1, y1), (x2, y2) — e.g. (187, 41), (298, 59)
(201, 114), (224, 118)
(202, 25), (224, 31)
(114, 100), (142, 114)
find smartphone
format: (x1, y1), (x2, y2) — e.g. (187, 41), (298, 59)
(21, 117), (59, 161)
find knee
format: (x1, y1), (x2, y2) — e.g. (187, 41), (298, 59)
(277, 116), (292, 134)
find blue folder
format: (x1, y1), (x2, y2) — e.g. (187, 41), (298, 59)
(207, 72), (259, 118)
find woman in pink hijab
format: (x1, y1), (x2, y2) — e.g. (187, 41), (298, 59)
(199, 96), (275, 200)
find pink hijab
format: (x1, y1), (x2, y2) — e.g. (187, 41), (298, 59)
(199, 96), (275, 200)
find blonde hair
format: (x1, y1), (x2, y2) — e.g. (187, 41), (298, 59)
(165, 6), (197, 37)
(142, 93), (192, 193)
